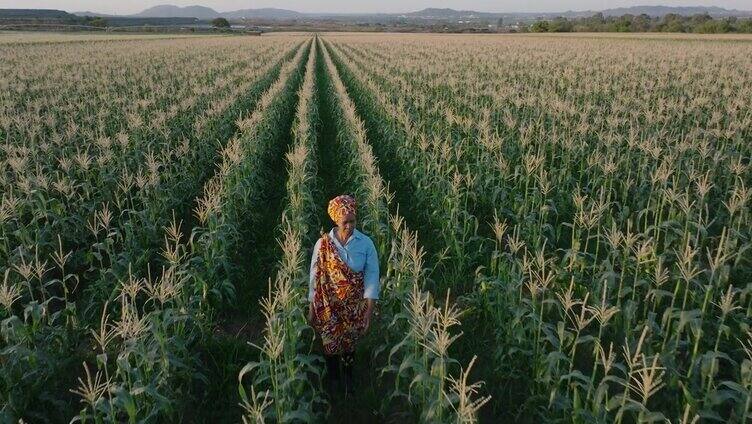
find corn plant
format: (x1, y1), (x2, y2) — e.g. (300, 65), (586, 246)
(69, 39), (312, 423)
(321, 36), (490, 422)
(5, 30), (751, 423)
(1, 35), (308, 422)
(238, 39), (326, 423)
(322, 33), (751, 422)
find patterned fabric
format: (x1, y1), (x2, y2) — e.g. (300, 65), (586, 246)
(308, 228), (380, 301)
(327, 194), (357, 223)
(311, 232), (366, 355)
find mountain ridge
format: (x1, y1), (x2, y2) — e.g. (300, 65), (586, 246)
(67, 5), (752, 20)
(132, 5), (219, 19)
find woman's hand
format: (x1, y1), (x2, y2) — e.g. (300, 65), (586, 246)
(363, 313), (371, 333)
(307, 302), (315, 325)
(362, 299), (375, 333)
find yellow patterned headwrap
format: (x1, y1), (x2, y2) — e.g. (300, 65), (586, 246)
(328, 195), (357, 223)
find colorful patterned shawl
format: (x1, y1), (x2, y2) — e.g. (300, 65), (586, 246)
(311, 232), (366, 355)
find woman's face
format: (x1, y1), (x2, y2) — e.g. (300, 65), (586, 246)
(337, 212), (356, 237)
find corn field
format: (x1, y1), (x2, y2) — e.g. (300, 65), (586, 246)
(1, 31), (751, 423)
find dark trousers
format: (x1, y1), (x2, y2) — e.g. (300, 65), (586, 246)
(324, 352), (354, 381)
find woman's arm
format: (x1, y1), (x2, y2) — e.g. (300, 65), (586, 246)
(362, 240), (379, 333)
(363, 240), (380, 300)
(307, 238), (321, 325)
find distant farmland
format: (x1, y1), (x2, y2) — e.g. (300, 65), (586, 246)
(1, 32), (751, 423)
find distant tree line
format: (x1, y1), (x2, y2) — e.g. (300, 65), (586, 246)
(529, 13), (752, 33)
(81, 16), (107, 27)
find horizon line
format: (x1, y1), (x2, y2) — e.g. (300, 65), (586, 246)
(58, 4), (752, 17)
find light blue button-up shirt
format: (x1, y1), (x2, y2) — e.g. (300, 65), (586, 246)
(308, 228), (380, 301)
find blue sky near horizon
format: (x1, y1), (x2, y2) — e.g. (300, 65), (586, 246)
(1, 0), (750, 15)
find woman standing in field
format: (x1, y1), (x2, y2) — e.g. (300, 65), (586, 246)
(308, 194), (380, 395)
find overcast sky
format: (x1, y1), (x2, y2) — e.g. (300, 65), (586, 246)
(1, 0), (750, 15)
